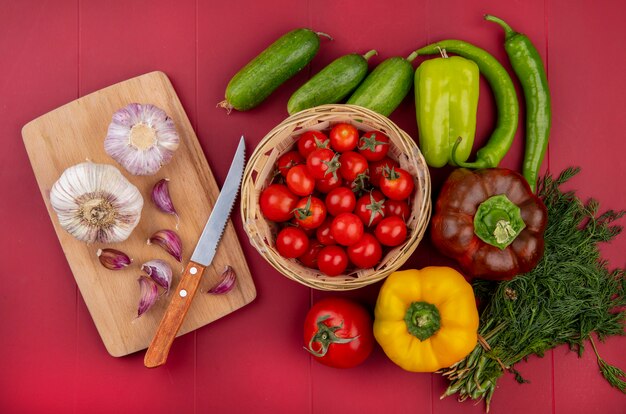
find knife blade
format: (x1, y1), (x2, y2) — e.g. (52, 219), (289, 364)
(144, 136), (246, 368)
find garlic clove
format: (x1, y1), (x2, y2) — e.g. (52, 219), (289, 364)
(137, 276), (159, 318)
(152, 178), (179, 227)
(147, 229), (183, 262)
(104, 103), (180, 176)
(207, 265), (237, 294)
(97, 248), (132, 270)
(50, 162), (143, 244)
(141, 259), (173, 294)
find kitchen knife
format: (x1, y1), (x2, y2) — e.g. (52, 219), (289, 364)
(144, 136), (246, 368)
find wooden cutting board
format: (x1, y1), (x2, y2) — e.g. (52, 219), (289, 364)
(22, 71), (256, 357)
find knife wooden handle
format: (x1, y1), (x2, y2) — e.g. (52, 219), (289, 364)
(144, 261), (206, 368)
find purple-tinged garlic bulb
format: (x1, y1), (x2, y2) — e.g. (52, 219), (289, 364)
(50, 162), (143, 243)
(104, 103), (180, 176)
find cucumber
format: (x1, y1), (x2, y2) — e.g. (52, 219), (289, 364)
(346, 52), (418, 116)
(287, 50), (377, 115)
(219, 28), (326, 112)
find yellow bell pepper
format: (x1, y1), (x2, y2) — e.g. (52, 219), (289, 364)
(373, 267), (479, 372)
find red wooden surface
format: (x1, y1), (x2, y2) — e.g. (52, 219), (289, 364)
(1, 0), (625, 412)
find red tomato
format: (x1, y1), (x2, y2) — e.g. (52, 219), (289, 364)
(339, 151), (368, 182)
(316, 217), (336, 245)
(347, 233), (382, 268)
(325, 187), (356, 216)
(329, 123), (359, 152)
(277, 151), (305, 177)
(297, 130), (330, 158)
(286, 164), (315, 196)
(293, 196), (327, 229)
(276, 227), (309, 258)
(330, 213), (364, 246)
(355, 190), (386, 227)
(379, 167), (414, 200)
(317, 246), (349, 276)
(369, 157), (399, 187)
(291, 218), (316, 237)
(303, 297), (374, 368)
(385, 199), (410, 221)
(375, 216), (407, 246)
(260, 184), (299, 222)
(298, 240), (324, 269)
(358, 131), (390, 161)
(306, 148), (340, 180)
(315, 174), (342, 193)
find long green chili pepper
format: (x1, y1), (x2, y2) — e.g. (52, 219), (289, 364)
(415, 40), (519, 169)
(485, 14), (551, 193)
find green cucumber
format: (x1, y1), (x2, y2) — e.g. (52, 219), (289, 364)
(219, 28), (328, 112)
(346, 52), (418, 116)
(287, 50), (377, 115)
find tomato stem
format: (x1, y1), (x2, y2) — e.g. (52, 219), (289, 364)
(305, 314), (359, 358)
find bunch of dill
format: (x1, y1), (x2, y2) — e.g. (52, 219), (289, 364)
(439, 168), (626, 411)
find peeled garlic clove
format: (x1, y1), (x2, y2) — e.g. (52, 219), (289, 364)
(141, 259), (173, 294)
(152, 178), (179, 226)
(50, 162), (143, 243)
(207, 266), (237, 294)
(137, 276), (159, 318)
(104, 103), (180, 176)
(97, 248), (132, 270)
(147, 229), (182, 262)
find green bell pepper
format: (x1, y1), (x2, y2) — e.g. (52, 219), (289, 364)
(414, 51), (479, 168)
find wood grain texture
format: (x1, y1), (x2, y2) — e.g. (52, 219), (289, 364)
(21, 71), (256, 357)
(144, 261), (207, 368)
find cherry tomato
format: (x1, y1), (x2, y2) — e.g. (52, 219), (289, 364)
(355, 190), (386, 227)
(331, 213), (364, 246)
(375, 216), (407, 246)
(276, 227), (309, 258)
(385, 199), (410, 221)
(358, 131), (390, 162)
(339, 151), (368, 182)
(316, 217), (336, 245)
(317, 245), (349, 276)
(303, 297), (374, 368)
(329, 123), (359, 152)
(369, 157), (399, 187)
(293, 196), (327, 229)
(286, 164), (315, 196)
(315, 175), (341, 194)
(298, 240), (324, 269)
(325, 187), (356, 216)
(379, 167), (414, 200)
(347, 233), (382, 269)
(260, 184), (299, 222)
(291, 218), (316, 237)
(306, 148), (340, 180)
(277, 151), (305, 177)
(297, 130), (330, 158)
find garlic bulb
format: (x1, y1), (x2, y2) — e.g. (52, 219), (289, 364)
(50, 162), (144, 243)
(104, 103), (180, 176)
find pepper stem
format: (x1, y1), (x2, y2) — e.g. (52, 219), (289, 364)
(484, 14), (517, 40)
(406, 50), (419, 63)
(404, 302), (441, 341)
(305, 315), (359, 357)
(474, 194), (526, 249)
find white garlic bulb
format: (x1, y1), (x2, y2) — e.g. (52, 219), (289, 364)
(104, 103), (180, 176)
(50, 162), (144, 243)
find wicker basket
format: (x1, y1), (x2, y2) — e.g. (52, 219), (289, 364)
(241, 104), (431, 290)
